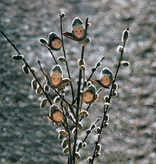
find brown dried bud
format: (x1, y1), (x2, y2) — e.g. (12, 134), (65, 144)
(40, 98), (47, 108)
(60, 11), (66, 18)
(87, 156), (92, 163)
(91, 67), (96, 72)
(86, 129), (91, 135)
(12, 55), (24, 61)
(83, 142), (87, 147)
(77, 59), (85, 68)
(61, 138), (68, 148)
(90, 124), (96, 130)
(22, 64), (29, 74)
(63, 146), (69, 154)
(117, 45), (123, 53)
(80, 65), (85, 70)
(79, 110), (88, 117)
(104, 95), (109, 102)
(78, 122), (83, 129)
(112, 90), (118, 97)
(96, 153), (101, 158)
(31, 79), (37, 90)
(81, 38), (91, 46)
(96, 62), (101, 68)
(97, 127), (101, 134)
(112, 83), (118, 90)
(120, 61), (130, 67)
(75, 152), (81, 160)
(72, 127), (76, 135)
(122, 28), (129, 42)
(36, 85), (42, 95)
(105, 114), (109, 123)
(96, 144), (101, 152)
(39, 38), (48, 45)
(54, 96), (61, 103)
(58, 134), (64, 141)
(58, 130), (67, 136)
(57, 56), (67, 63)
(44, 84), (49, 92)
(78, 141), (82, 149)
(103, 123), (109, 128)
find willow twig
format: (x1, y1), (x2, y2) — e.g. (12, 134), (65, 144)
(1, 31), (53, 106)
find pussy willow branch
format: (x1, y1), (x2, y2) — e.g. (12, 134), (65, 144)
(38, 59), (76, 119)
(47, 47), (58, 65)
(73, 45), (85, 164)
(90, 41), (126, 164)
(77, 118), (100, 152)
(72, 17), (89, 164)
(87, 56), (105, 82)
(60, 15), (75, 104)
(0, 31), (53, 106)
(60, 96), (72, 164)
(72, 56), (105, 105)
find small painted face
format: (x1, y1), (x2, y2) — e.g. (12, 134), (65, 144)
(51, 39), (62, 49)
(101, 75), (110, 86)
(83, 91), (94, 103)
(73, 26), (84, 38)
(51, 73), (61, 86)
(53, 111), (63, 122)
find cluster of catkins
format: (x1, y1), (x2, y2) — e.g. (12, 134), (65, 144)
(11, 13), (130, 162)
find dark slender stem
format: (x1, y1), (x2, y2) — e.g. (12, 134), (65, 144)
(73, 46), (85, 164)
(77, 118), (100, 152)
(1, 31), (21, 55)
(72, 17), (90, 164)
(61, 95), (72, 164)
(47, 48), (58, 64)
(1, 31), (53, 106)
(60, 16), (75, 103)
(87, 57), (105, 82)
(71, 56), (105, 106)
(90, 41), (126, 164)
(38, 60), (47, 77)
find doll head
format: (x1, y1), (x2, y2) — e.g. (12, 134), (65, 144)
(50, 65), (63, 86)
(48, 32), (62, 50)
(83, 85), (97, 104)
(100, 68), (113, 87)
(48, 104), (63, 123)
(72, 17), (85, 39)
(52, 111), (63, 122)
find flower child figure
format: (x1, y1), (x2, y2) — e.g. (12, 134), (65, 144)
(47, 32), (62, 50)
(91, 67), (113, 88)
(72, 17), (85, 40)
(63, 17), (86, 41)
(46, 65), (71, 89)
(47, 104), (63, 123)
(83, 84), (99, 104)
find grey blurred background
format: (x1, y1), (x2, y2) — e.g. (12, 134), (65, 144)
(0, 0), (156, 163)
